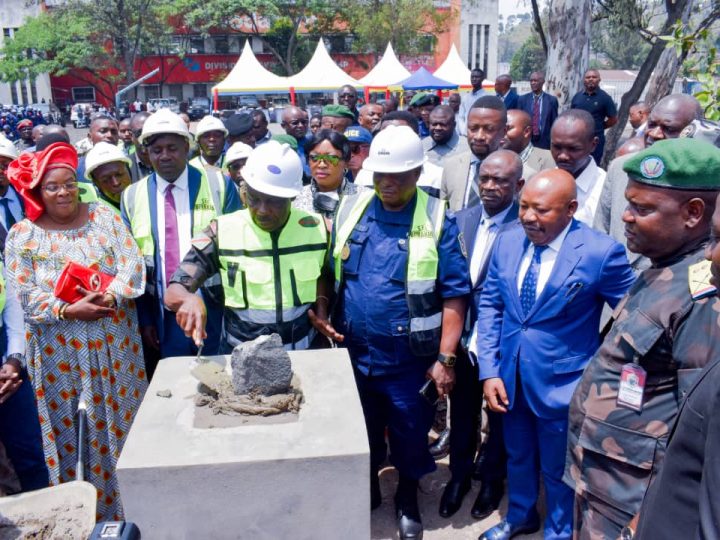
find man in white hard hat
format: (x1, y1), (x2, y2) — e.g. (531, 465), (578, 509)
(121, 109), (241, 378)
(164, 141), (328, 352)
(310, 124), (470, 540)
(190, 115), (228, 176)
(224, 141), (253, 201)
(84, 141), (132, 213)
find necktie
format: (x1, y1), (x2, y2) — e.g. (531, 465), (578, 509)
(520, 245), (547, 316)
(466, 161), (481, 209)
(532, 95), (541, 137)
(164, 184), (180, 286)
(0, 198), (15, 230)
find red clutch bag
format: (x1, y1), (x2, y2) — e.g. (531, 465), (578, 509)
(54, 261), (115, 304)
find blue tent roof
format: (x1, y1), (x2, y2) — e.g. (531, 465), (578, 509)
(396, 67), (458, 90)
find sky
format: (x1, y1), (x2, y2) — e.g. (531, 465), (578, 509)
(498, 0), (543, 18)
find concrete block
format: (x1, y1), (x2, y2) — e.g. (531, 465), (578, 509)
(116, 349), (370, 540)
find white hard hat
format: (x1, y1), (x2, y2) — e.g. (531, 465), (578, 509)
(195, 115), (228, 139)
(138, 109), (191, 145)
(84, 142), (131, 181)
(0, 136), (18, 160)
(241, 141), (303, 198)
(363, 124), (425, 173)
(225, 142), (253, 165)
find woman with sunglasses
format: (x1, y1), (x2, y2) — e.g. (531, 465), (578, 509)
(293, 129), (366, 227)
(5, 142), (147, 521)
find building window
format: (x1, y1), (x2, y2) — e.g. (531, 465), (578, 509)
(143, 85), (160, 100)
(193, 84), (207, 98)
(30, 79), (37, 103)
(20, 83), (28, 105)
(189, 36), (205, 54)
(168, 84), (183, 100)
(214, 36), (229, 54)
(467, 24), (489, 71)
(72, 86), (96, 102)
(10, 83), (18, 105)
(483, 24), (490, 75)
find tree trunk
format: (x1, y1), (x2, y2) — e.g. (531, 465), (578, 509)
(544, 0), (592, 109)
(601, 0), (693, 167)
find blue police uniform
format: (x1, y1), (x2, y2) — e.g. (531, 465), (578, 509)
(332, 194), (469, 478)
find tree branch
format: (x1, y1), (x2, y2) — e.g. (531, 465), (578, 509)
(530, 0), (548, 56)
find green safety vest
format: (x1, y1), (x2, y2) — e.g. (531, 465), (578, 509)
(216, 207), (327, 344)
(0, 261), (6, 314)
(78, 181), (99, 204)
(121, 165), (226, 293)
(333, 188), (446, 356)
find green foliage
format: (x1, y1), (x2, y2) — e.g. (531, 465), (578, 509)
(590, 18), (651, 68)
(510, 32), (547, 81)
(337, 0), (452, 57)
(498, 13), (533, 64)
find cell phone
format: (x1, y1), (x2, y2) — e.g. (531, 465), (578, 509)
(419, 379), (440, 405)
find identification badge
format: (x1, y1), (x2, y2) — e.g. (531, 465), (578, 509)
(617, 363), (647, 411)
(341, 244), (350, 261)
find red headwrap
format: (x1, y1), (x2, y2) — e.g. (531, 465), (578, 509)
(7, 142), (78, 221)
(16, 119), (33, 130)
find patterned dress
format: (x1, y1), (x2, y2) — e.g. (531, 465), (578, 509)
(5, 202), (147, 521)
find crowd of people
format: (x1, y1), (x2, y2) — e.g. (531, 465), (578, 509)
(0, 66), (719, 540)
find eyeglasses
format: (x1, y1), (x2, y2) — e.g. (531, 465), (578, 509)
(42, 182), (79, 194)
(309, 153), (342, 166)
(349, 143), (370, 154)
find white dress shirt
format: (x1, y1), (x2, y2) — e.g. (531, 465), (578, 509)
(458, 88), (489, 136)
(573, 158), (607, 227)
(516, 221), (572, 299)
(155, 167), (192, 290)
(3, 275), (25, 361)
(469, 205), (513, 287)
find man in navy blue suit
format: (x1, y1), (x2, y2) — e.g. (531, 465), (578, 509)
(517, 72), (559, 150)
(474, 169), (635, 540)
(438, 150), (523, 520)
(495, 75), (518, 110)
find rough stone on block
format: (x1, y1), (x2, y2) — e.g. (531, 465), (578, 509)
(231, 334), (292, 396)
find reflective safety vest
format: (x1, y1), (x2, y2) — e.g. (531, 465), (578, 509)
(78, 180), (99, 204)
(216, 208), (327, 345)
(0, 261), (6, 314)
(121, 165), (226, 292)
(333, 189), (446, 356)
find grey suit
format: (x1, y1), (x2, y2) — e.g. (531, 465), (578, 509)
(525, 145), (554, 173)
(440, 150), (474, 211)
(593, 153), (649, 270)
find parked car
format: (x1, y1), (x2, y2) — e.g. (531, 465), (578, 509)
(188, 97), (211, 120)
(238, 96), (260, 110)
(31, 102), (65, 126)
(149, 98), (180, 113)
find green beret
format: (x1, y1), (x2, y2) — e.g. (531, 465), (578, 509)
(622, 138), (720, 191)
(322, 104), (355, 119)
(271, 134), (298, 150)
(409, 92), (439, 107)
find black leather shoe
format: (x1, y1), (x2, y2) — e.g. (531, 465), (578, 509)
(371, 470), (381, 510)
(478, 516), (540, 540)
(429, 428), (451, 460)
(471, 445), (487, 481)
(438, 477), (471, 518)
(396, 476), (423, 540)
(471, 479), (504, 519)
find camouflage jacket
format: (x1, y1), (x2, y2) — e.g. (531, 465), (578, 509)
(564, 241), (720, 517)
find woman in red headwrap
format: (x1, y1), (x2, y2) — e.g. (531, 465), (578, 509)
(4, 142), (147, 521)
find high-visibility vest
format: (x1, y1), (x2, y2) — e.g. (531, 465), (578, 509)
(216, 207), (327, 344)
(333, 189), (446, 356)
(121, 165), (225, 292)
(0, 261), (6, 315)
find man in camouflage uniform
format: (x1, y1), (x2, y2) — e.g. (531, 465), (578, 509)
(564, 138), (720, 540)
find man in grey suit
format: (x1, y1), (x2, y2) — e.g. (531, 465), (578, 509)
(441, 96), (507, 211)
(594, 93), (700, 271)
(504, 109), (554, 181)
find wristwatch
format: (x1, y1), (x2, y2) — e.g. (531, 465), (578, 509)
(620, 526), (635, 540)
(437, 352), (456, 368)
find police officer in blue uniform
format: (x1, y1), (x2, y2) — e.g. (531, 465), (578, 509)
(311, 125), (470, 540)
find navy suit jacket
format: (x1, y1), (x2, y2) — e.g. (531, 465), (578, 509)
(120, 164), (241, 336)
(455, 201), (519, 334)
(475, 220), (635, 419)
(0, 186), (24, 254)
(500, 89), (519, 110)
(517, 91), (559, 149)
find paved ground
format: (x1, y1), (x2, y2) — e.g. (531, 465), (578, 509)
(371, 455), (545, 540)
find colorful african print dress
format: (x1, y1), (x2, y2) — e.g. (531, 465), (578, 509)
(5, 202), (147, 521)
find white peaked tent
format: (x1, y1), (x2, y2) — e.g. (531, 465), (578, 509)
(433, 44), (472, 87)
(212, 40), (289, 94)
(287, 39), (360, 92)
(358, 43), (411, 88)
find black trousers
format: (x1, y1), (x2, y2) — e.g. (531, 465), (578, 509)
(448, 348), (507, 483)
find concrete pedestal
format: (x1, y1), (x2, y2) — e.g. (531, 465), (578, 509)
(116, 349), (370, 540)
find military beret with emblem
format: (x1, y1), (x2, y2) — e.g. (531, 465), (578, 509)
(622, 138), (720, 191)
(409, 92), (440, 108)
(271, 134), (298, 150)
(680, 118), (720, 148)
(322, 104), (355, 120)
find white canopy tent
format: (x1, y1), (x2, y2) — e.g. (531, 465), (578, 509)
(432, 44), (471, 87)
(358, 43), (411, 88)
(286, 39), (361, 92)
(212, 40), (290, 95)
